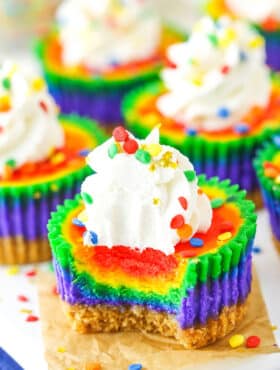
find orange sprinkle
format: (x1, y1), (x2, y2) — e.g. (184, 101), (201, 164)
(177, 224), (193, 240)
(0, 95), (11, 112)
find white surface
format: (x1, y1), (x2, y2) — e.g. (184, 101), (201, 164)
(0, 210), (279, 370)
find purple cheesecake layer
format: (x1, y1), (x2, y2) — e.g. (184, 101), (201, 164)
(0, 181), (80, 240)
(260, 31), (280, 71)
(54, 248), (252, 328)
(49, 72), (159, 124)
(261, 188), (280, 240)
(178, 250), (252, 328)
(193, 155), (258, 193)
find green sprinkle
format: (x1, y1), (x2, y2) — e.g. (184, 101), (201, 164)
(108, 143), (118, 159)
(185, 170), (196, 182)
(2, 77), (11, 90)
(211, 198), (224, 209)
(135, 149), (151, 164)
(82, 192), (93, 205)
(5, 159), (16, 168)
(208, 34), (219, 46)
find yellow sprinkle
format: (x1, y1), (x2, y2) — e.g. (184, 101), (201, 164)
(7, 265), (19, 275)
(149, 163), (156, 172)
(31, 78), (45, 91)
(8, 64), (18, 78)
(155, 123), (162, 130)
(229, 334), (245, 348)
(51, 184), (59, 192)
(217, 232), (232, 242)
(20, 309), (33, 314)
(191, 75), (203, 86)
(33, 192), (41, 199)
(153, 198), (160, 205)
(220, 28), (237, 48)
(271, 325), (278, 331)
(50, 153), (65, 165)
(57, 346), (66, 353)
(249, 36), (264, 48)
(66, 368), (76, 370)
(146, 144), (162, 157)
(48, 147), (55, 158)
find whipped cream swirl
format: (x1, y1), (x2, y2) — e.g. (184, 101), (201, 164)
(157, 17), (270, 132)
(226, 0), (280, 23)
(80, 127), (213, 255)
(56, 0), (161, 70)
(0, 61), (64, 176)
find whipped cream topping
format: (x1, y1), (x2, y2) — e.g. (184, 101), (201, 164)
(226, 0), (280, 23)
(56, 0), (161, 70)
(79, 127), (213, 255)
(0, 61), (64, 176)
(157, 17), (270, 132)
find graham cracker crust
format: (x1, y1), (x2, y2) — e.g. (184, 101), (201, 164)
(63, 298), (249, 349)
(0, 236), (51, 264)
(247, 189), (263, 209)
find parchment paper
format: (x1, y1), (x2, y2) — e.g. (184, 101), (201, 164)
(38, 270), (279, 370)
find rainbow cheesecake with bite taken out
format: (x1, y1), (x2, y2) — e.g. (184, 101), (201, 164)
(0, 61), (107, 264)
(48, 126), (257, 348)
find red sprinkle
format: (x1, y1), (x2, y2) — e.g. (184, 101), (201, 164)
(246, 336), (261, 348)
(17, 295), (29, 302)
(170, 215), (185, 229)
(52, 285), (59, 295)
(123, 139), (139, 154)
(219, 221), (234, 233)
(0, 126), (3, 133)
(221, 65), (230, 74)
(178, 197), (188, 210)
(26, 315), (39, 322)
(39, 101), (48, 113)
(25, 269), (37, 277)
(112, 126), (128, 142)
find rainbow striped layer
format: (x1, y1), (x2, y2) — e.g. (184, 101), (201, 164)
(48, 176), (256, 328)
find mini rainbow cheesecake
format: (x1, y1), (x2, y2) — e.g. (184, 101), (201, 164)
(123, 17), (280, 207)
(0, 61), (107, 264)
(48, 126), (257, 349)
(35, 0), (185, 125)
(254, 137), (280, 250)
(205, 0), (280, 71)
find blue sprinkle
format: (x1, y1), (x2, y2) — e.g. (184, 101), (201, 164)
(78, 149), (90, 157)
(186, 128), (197, 136)
(190, 237), (204, 247)
(217, 107), (230, 118)
(234, 123), (249, 134)
(89, 231), (98, 245)
(253, 246), (262, 254)
(240, 50), (247, 62)
(72, 218), (85, 227)
(128, 365), (143, 370)
(273, 135), (280, 147)
(109, 58), (119, 67)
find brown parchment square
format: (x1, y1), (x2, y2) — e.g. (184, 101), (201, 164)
(38, 269), (279, 370)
